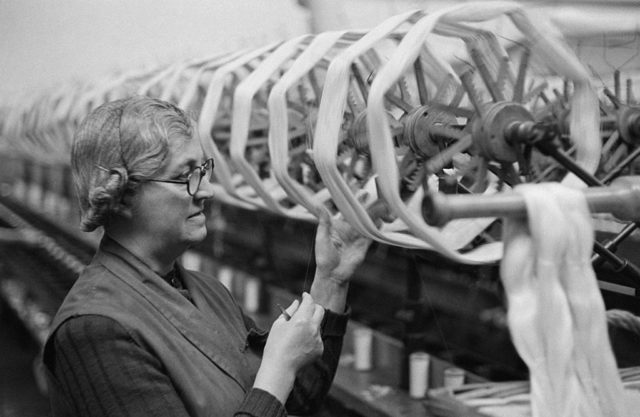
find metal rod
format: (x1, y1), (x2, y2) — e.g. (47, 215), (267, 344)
(604, 87), (621, 110)
(469, 47), (505, 102)
(423, 178), (640, 283)
(513, 47), (529, 102)
(422, 176), (640, 227)
(539, 145), (605, 187)
(351, 63), (369, 101)
(458, 69), (485, 118)
(592, 222), (639, 265)
(615, 69), (621, 102)
(601, 146), (640, 183)
(591, 239), (640, 286)
(413, 58), (429, 105)
(547, 142), (640, 271)
(424, 134), (473, 174)
(385, 92), (414, 114)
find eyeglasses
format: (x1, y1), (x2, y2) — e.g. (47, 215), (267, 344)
(146, 158), (214, 196)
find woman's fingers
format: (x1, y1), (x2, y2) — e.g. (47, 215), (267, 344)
(281, 299), (300, 321)
(285, 298), (300, 315)
(274, 299), (300, 322)
(292, 292), (315, 319)
(279, 293), (324, 327)
(316, 208), (332, 240)
(276, 293), (315, 323)
(312, 303), (325, 327)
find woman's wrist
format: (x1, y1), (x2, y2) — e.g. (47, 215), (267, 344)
(253, 362), (296, 405)
(310, 273), (349, 313)
(314, 266), (352, 286)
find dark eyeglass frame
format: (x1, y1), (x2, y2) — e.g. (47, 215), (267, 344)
(146, 158), (214, 196)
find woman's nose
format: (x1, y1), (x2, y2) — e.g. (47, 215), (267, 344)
(194, 177), (215, 200)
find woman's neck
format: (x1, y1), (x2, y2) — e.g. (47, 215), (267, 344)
(105, 231), (181, 276)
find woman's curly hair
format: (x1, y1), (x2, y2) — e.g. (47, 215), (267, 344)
(71, 96), (193, 232)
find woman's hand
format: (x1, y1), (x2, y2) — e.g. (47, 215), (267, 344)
(263, 293), (325, 371)
(253, 293), (325, 404)
(314, 209), (372, 285)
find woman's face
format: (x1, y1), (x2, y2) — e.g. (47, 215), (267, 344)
(129, 130), (214, 254)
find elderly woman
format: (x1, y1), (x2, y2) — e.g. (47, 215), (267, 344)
(42, 96), (371, 417)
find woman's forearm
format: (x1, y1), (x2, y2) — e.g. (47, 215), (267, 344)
(310, 270), (349, 313)
(253, 361), (296, 405)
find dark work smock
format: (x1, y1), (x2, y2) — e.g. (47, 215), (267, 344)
(43, 236), (347, 416)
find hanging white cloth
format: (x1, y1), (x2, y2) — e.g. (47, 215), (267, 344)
(500, 182), (632, 417)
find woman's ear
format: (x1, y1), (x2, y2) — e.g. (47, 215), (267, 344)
(114, 188), (136, 219)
